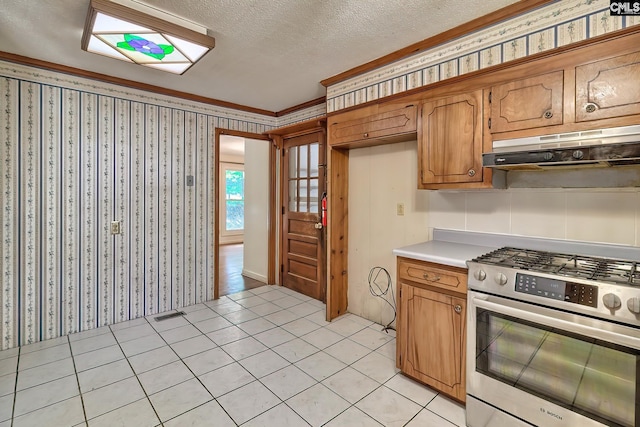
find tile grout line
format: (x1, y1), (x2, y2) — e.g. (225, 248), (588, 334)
(151, 306), (242, 426)
(106, 320), (165, 426)
(66, 335), (90, 427)
(10, 345), (22, 427)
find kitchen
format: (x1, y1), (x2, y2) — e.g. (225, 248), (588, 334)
(1, 0), (640, 425)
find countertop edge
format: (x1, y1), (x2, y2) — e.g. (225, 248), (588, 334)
(393, 241), (498, 269)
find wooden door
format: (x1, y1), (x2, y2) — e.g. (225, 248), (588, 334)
(281, 131), (326, 301)
(399, 283), (466, 401)
(576, 50), (640, 123)
(489, 70), (564, 133)
(419, 90), (483, 186)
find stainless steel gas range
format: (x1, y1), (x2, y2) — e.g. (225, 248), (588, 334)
(466, 247), (640, 427)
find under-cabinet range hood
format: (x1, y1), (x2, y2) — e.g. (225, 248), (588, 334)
(483, 125), (640, 170)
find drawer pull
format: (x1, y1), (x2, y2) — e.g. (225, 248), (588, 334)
(454, 304), (462, 314)
(422, 273), (441, 281)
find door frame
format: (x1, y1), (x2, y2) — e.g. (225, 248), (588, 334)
(214, 128), (275, 299)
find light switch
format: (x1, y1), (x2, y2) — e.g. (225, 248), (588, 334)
(186, 175), (194, 186)
(396, 203), (405, 216)
(111, 220), (121, 235)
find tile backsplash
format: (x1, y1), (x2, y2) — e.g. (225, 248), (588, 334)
(428, 188), (640, 246)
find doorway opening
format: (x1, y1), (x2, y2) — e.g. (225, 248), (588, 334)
(214, 129), (276, 298)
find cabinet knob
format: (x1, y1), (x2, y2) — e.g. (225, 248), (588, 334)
(468, 169), (476, 177)
(585, 103), (597, 113)
(543, 110), (553, 119)
(454, 304), (462, 314)
(363, 132), (369, 138)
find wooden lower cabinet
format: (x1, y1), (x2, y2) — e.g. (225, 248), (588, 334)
(396, 259), (467, 402)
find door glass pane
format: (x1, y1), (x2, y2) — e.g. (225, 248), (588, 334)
(288, 180), (297, 212)
(310, 142), (319, 177)
(476, 309), (639, 427)
(299, 144), (308, 178)
(225, 169), (244, 231)
(299, 179), (308, 212)
(309, 178), (319, 213)
(289, 147), (298, 178)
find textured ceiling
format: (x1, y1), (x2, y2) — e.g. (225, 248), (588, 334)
(0, 0), (520, 112)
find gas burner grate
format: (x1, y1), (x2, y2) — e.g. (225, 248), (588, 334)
(473, 247), (640, 285)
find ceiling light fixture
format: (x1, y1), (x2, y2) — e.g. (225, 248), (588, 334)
(81, 0), (215, 75)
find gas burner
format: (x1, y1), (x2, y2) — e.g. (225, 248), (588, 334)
(473, 247), (640, 286)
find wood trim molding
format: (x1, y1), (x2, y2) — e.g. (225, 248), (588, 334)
(325, 25), (640, 117)
(0, 51), (276, 117)
(276, 97), (326, 117)
(218, 129), (270, 140)
(320, 0), (555, 87)
(265, 117), (327, 137)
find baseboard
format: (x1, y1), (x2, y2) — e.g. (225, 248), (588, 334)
(242, 269), (267, 283)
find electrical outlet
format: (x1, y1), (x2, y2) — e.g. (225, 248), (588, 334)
(396, 203), (405, 216)
(111, 220), (121, 235)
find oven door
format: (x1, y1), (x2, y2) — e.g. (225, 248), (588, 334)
(467, 291), (640, 427)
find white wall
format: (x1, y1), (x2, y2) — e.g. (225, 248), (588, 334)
(243, 139), (270, 283)
(347, 141), (640, 325)
(348, 141), (430, 327)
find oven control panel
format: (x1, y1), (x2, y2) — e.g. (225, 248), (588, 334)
(515, 273), (598, 308)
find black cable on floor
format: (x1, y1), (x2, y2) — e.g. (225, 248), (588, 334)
(368, 267), (396, 333)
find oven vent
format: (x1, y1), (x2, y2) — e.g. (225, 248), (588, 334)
(154, 311), (186, 321)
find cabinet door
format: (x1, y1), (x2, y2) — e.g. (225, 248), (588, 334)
(489, 70), (564, 133)
(399, 284), (466, 401)
(419, 90), (483, 185)
(329, 105), (417, 147)
(576, 50), (640, 122)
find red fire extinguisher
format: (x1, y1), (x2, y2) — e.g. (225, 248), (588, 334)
(321, 192), (327, 227)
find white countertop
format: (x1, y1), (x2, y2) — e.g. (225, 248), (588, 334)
(393, 228), (640, 269)
(392, 241), (497, 269)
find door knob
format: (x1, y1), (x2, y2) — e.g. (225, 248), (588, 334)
(314, 223), (323, 229)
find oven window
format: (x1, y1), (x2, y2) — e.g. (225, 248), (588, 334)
(476, 309), (639, 427)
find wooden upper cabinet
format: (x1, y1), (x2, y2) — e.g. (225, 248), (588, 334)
(575, 50), (640, 123)
(328, 104), (417, 148)
(489, 70), (564, 133)
(419, 90), (483, 187)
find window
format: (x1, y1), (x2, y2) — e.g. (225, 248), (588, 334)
(224, 167), (244, 232)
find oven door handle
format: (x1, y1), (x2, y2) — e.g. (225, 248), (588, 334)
(472, 295), (640, 349)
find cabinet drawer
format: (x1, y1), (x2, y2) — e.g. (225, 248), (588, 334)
(398, 259), (467, 294)
(329, 105), (417, 147)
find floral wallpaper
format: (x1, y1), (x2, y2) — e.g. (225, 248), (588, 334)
(0, 62), (286, 350)
(327, 0), (640, 112)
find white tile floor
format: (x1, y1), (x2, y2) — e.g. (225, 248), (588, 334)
(0, 285), (466, 426)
